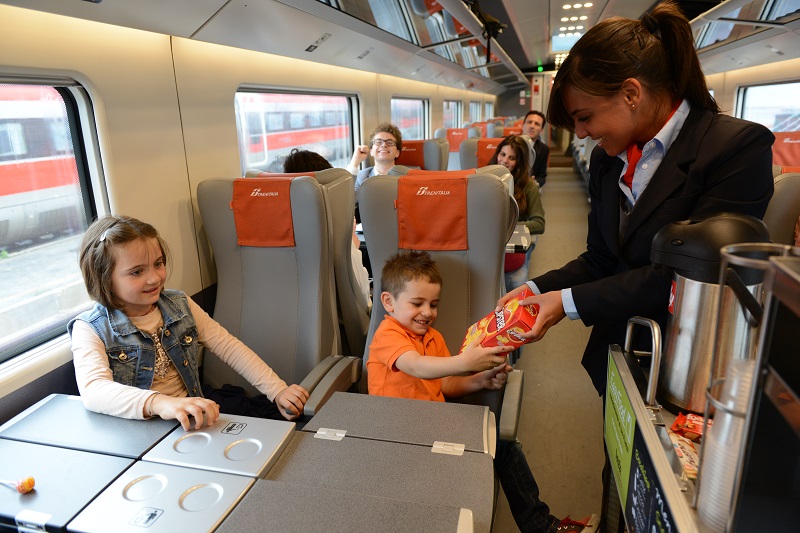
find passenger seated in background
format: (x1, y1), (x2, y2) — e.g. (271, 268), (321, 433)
(489, 136), (546, 293)
(284, 148), (371, 309)
(368, 250), (594, 533)
(522, 110), (550, 188)
(69, 215), (309, 431)
(346, 122), (402, 195)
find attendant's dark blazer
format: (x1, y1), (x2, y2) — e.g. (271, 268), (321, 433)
(532, 107), (774, 394)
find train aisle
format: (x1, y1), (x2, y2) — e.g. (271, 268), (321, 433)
(492, 167), (604, 531)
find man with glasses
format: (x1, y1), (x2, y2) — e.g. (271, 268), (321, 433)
(347, 123), (403, 195)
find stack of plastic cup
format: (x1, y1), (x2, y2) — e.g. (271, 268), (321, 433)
(697, 358), (755, 532)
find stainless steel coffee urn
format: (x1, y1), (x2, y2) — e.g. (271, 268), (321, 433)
(650, 213), (770, 413)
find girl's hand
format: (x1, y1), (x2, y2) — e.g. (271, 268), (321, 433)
(151, 395), (220, 431)
(275, 384), (309, 421)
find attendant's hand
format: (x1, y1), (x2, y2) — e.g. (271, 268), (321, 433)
(495, 284), (529, 312)
(457, 336), (513, 373)
(275, 384), (309, 421)
(517, 290), (566, 342)
(475, 363), (513, 391)
(151, 395), (220, 431)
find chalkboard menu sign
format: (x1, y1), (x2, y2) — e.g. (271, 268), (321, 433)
(606, 355), (678, 532)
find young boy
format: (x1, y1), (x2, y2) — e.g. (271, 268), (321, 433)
(368, 250), (593, 533)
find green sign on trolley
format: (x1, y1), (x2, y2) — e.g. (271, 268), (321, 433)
(604, 353), (637, 509)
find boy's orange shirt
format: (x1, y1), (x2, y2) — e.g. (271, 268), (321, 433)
(367, 315), (451, 402)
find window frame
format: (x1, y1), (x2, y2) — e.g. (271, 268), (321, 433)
(390, 96), (430, 140)
(0, 80), (102, 364)
(234, 89), (359, 174)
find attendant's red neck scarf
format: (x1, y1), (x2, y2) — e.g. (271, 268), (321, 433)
(622, 100), (681, 190)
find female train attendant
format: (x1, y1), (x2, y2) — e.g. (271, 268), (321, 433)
(488, 135), (545, 292)
(499, 0), (774, 395)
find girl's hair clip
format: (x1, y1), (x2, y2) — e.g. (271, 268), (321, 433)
(98, 220), (119, 243)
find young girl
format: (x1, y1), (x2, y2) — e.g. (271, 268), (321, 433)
(489, 135), (546, 292)
(69, 215), (309, 431)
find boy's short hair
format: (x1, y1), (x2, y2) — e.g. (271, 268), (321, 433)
(382, 250), (442, 297)
(78, 215), (171, 309)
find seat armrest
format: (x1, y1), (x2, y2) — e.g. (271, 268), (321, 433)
(499, 370), (524, 441)
(303, 356), (362, 416)
(298, 355), (343, 394)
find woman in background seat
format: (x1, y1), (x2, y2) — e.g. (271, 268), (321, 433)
(489, 135), (545, 293)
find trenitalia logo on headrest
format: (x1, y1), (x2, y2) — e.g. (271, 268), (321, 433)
(486, 143), (498, 150)
(416, 186), (451, 196)
(784, 137), (800, 143)
(250, 188), (279, 197)
(402, 146), (417, 152)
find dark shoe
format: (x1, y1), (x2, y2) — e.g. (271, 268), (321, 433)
(556, 514), (598, 532)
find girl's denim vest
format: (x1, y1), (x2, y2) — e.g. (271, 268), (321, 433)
(68, 289), (204, 397)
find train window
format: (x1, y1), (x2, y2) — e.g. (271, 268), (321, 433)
(234, 92), (355, 173)
(443, 100), (461, 129)
(738, 82), (800, 131)
(765, 0), (800, 21)
(0, 84), (94, 364)
(391, 97), (428, 140)
(469, 101), (481, 123)
(484, 102), (494, 120)
(696, 0), (800, 50)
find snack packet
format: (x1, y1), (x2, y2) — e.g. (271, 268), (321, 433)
(670, 412), (711, 442)
(668, 431), (699, 480)
(461, 287), (538, 351)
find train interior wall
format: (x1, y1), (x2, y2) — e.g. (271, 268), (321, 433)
(0, 3), (496, 402)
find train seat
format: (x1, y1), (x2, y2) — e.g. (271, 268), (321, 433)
(391, 165), (516, 203)
(249, 169), (371, 361)
(196, 175), (360, 414)
(434, 127), (481, 170)
(459, 136), (536, 171)
(358, 170), (523, 441)
(763, 170), (800, 245)
(394, 138), (448, 171)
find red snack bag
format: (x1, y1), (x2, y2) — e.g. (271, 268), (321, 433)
(461, 287), (539, 352)
(670, 412), (712, 442)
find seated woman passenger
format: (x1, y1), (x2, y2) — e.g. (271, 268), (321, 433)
(489, 135), (546, 292)
(69, 215), (309, 431)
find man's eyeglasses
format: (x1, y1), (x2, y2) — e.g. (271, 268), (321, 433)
(371, 139), (397, 147)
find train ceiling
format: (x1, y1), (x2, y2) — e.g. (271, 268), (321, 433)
(1, 0), (799, 94)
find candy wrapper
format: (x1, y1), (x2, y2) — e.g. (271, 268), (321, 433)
(668, 431), (699, 480)
(461, 287), (538, 351)
(670, 412), (711, 442)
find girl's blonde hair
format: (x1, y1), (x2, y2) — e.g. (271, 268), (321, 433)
(78, 215), (171, 309)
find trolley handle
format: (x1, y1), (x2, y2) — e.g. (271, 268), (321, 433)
(624, 317), (662, 408)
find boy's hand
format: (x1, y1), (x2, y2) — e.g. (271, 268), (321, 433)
(458, 335), (513, 373)
(475, 363), (513, 390)
(275, 384), (309, 421)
